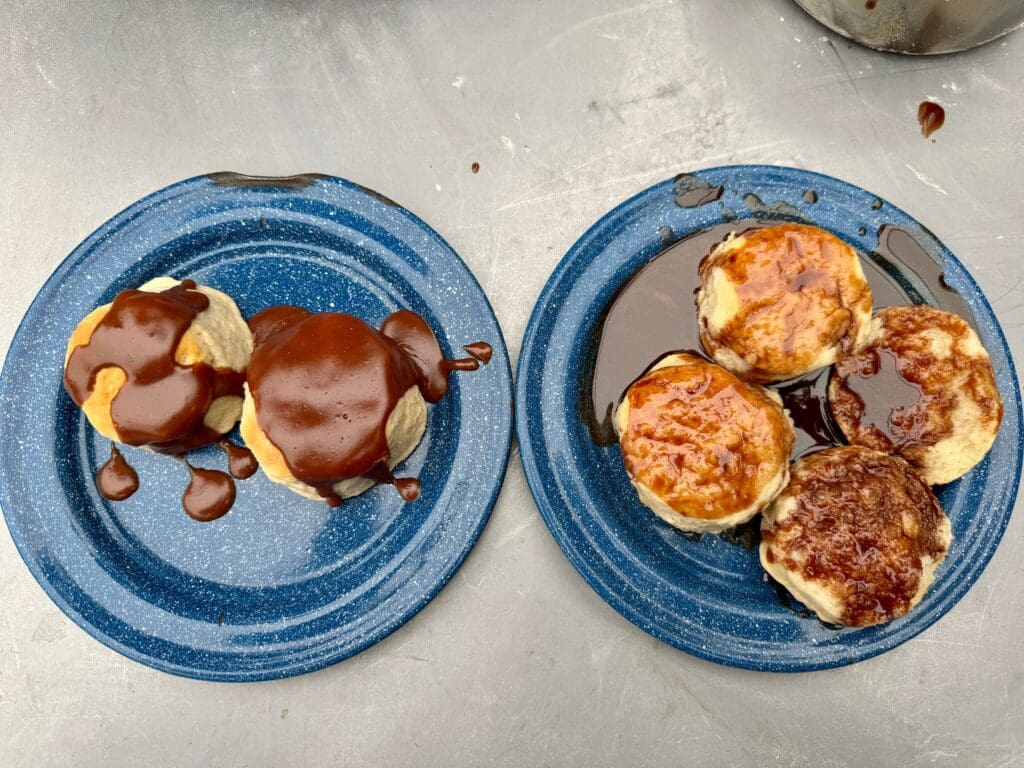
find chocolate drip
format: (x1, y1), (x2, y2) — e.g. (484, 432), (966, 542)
(365, 463), (422, 502)
(182, 462), (236, 521)
(219, 439), (259, 479)
(463, 341), (493, 364)
(96, 444), (139, 501)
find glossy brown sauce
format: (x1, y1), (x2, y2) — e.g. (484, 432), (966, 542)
(471, 162), (480, 174)
(762, 447), (947, 626)
(247, 307), (486, 506)
(918, 101), (945, 138)
(832, 345), (926, 450)
(698, 223), (872, 380)
(463, 341), (493, 364)
(64, 280), (244, 454)
(830, 305), (1002, 464)
(97, 444), (139, 501)
(619, 357), (793, 520)
(673, 174), (724, 208)
(584, 221), (961, 461)
(182, 462), (236, 522)
(219, 440), (259, 479)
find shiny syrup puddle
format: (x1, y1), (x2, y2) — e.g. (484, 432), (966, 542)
(579, 185), (970, 619)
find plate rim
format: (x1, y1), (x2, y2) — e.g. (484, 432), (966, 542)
(514, 163), (1023, 672)
(0, 172), (514, 682)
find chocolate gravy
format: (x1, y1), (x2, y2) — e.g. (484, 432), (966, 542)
(583, 220), (961, 460)
(64, 280), (244, 454)
(247, 307), (486, 506)
(97, 444), (139, 501)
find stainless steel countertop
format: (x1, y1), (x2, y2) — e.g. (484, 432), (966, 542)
(2, 2), (1022, 766)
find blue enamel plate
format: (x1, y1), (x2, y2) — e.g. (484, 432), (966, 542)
(516, 165), (1022, 672)
(0, 173), (513, 681)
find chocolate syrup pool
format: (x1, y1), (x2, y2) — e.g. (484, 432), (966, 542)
(583, 220), (971, 457)
(246, 307), (489, 507)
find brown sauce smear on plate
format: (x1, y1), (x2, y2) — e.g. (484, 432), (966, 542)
(247, 307), (487, 507)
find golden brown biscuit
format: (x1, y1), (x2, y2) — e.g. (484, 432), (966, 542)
(697, 223), (872, 382)
(615, 353), (794, 533)
(829, 305), (1003, 485)
(760, 446), (951, 627)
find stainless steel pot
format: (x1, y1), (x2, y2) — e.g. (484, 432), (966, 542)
(794, 0), (1024, 54)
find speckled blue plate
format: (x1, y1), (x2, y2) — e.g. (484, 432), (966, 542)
(0, 173), (513, 681)
(516, 165), (1022, 672)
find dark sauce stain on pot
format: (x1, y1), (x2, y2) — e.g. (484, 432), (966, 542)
(583, 220), (967, 461)
(658, 226), (675, 247)
(918, 101), (945, 138)
(219, 440), (259, 479)
(97, 444), (140, 501)
(865, 0), (876, 9)
(673, 174), (724, 208)
(182, 462), (236, 521)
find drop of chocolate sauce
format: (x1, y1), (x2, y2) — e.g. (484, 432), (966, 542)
(181, 462), (236, 522)
(463, 341), (493, 364)
(219, 439), (259, 479)
(918, 101), (945, 138)
(96, 444), (139, 501)
(471, 162), (480, 174)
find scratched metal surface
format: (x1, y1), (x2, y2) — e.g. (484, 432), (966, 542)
(1, 1), (1022, 766)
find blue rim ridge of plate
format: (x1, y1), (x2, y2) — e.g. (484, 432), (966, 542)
(0, 173), (513, 682)
(515, 164), (1022, 672)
